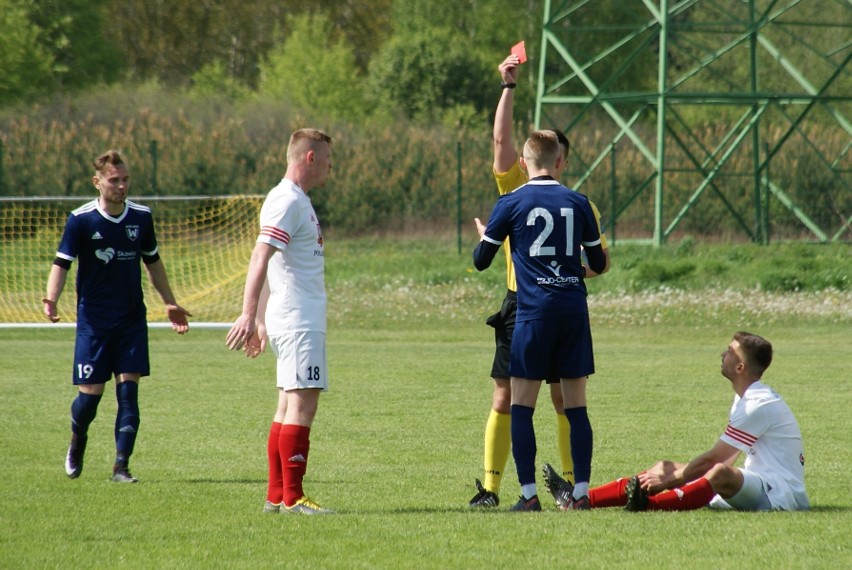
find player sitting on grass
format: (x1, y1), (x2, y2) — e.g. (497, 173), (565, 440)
(542, 332), (809, 512)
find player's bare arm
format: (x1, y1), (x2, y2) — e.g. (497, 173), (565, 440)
(43, 263), (68, 323)
(242, 279), (270, 358)
(145, 259), (192, 334)
(226, 242), (276, 351)
(639, 439), (740, 493)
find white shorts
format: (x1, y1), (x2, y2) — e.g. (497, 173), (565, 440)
(268, 331), (328, 392)
(708, 469), (772, 511)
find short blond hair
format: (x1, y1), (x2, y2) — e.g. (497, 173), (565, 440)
(287, 128), (332, 163)
(522, 130), (560, 170)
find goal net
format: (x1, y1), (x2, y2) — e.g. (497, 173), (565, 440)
(0, 196), (264, 326)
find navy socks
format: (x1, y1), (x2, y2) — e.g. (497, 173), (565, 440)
(115, 381), (140, 460)
(564, 406), (593, 484)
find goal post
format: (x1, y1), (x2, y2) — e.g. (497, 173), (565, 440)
(0, 195), (264, 326)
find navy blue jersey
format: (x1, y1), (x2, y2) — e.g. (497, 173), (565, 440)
(56, 200), (158, 333)
(481, 179), (602, 321)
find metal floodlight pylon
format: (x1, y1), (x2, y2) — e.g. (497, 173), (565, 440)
(535, 0), (851, 245)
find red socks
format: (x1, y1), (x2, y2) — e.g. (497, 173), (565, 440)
(648, 477), (715, 511)
(266, 422), (283, 504)
(279, 424), (311, 507)
(588, 475), (715, 511)
(589, 477), (630, 508)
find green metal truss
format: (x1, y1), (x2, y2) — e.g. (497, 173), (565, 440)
(535, 0), (851, 244)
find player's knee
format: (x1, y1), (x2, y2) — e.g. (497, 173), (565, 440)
(705, 463), (742, 496)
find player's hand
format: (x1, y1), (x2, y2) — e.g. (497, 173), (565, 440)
(226, 313), (255, 351)
(42, 299), (60, 323)
(638, 461), (677, 493)
(166, 304), (191, 334)
(243, 330), (265, 358)
(474, 217), (487, 239)
(499, 55), (520, 83)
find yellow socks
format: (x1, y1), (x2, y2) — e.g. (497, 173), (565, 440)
(556, 413), (575, 485)
(483, 409), (511, 493)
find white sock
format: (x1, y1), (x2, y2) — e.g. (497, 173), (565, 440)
(573, 482), (590, 498)
(521, 483), (537, 499)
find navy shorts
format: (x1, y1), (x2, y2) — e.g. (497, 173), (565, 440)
(72, 327), (150, 385)
(509, 314), (595, 380)
(487, 291), (559, 384)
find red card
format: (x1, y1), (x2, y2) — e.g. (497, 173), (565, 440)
(511, 41), (527, 64)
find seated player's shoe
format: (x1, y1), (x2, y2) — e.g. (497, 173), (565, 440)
(541, 463), (574, 509)
(263, 501), (281, 514)
(624, 476), (649, 512)
(111, 466), (139, 483)
(509, 495), (542, 512)
(468, 478), (499, 508)
(283, 496), (334, 515)
(64, 435), (87, 479)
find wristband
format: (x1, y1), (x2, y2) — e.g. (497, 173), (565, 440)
(501, 82), (517, 89)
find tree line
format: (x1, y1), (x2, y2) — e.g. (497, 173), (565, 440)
(0, 0), (550, 126)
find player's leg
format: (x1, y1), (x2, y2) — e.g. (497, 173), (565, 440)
(264, 392), (287, 512)
(509, 377), (543, 510)
(471, 292), (515, 507)
(269, 331), (332, 514)
(65, 333), (110, 479)
(548, 382), (575, 485)
(560, 377), (592, 507)
(279, 388), (320, 506)
(556, 315), (596, 508)
(542, 465), (632, 509)
(471, 378), (510, 508)
(628, 465), (753, 512)
(112, 374), (142, 482)
(111, 328), (149, 483)
(507, 318), (555, 511)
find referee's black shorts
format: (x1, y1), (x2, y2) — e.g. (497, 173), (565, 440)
(486, 290), (516, 381)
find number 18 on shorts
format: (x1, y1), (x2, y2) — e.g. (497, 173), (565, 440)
(268, 331), (328, 391)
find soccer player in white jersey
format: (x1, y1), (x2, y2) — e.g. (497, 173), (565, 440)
(44, 150), (191, 483)
(543, 332), (810, 512)
(474, 130), (608, 512)
(226, 128), (334, 515)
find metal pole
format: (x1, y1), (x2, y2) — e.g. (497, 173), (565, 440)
(764, 142), (771, 244)
(653, 0), (669, 246)
(748, 0), (764, 244)
(457, 142), (462, 255)
(610, 145), (617, 244)
(149, 140), (159, 196)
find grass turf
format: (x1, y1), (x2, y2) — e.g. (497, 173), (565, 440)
(1, 317), (849, 569)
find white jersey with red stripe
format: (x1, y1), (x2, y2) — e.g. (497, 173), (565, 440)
(720, 381), (809, 510)
(257, 178), (326, 335)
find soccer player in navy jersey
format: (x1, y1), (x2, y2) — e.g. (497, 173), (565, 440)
(468, 52), (611, 510)
(473, 130), (607, 511)
(44, 150), (191, 483)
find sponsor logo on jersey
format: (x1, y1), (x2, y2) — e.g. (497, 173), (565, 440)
(125, 225), (140, 241)
(95, 248), (116, 264)
(91, 231), (103, 240)
(537, 261), (580, 285)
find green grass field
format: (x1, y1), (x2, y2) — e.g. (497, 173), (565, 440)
(1, 239), (850, 568)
